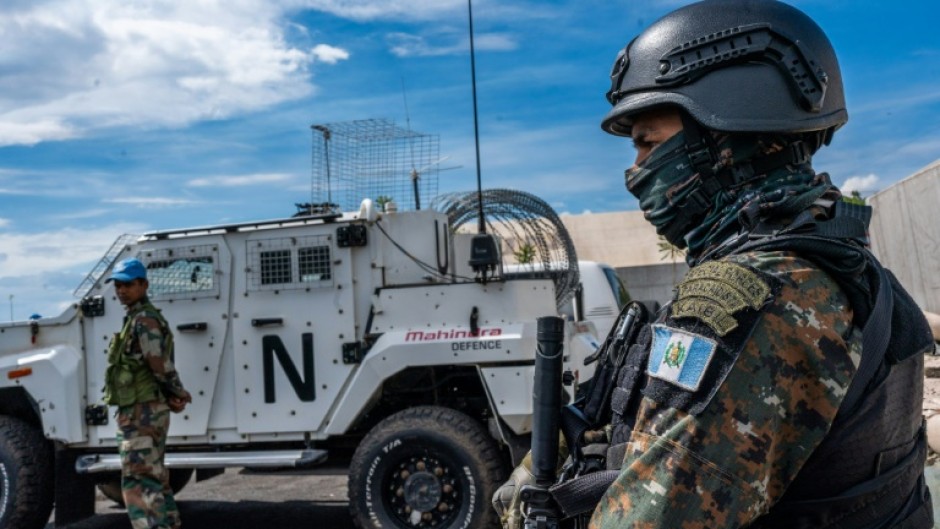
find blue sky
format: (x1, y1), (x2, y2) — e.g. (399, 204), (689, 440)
(1, 0), (938, 319)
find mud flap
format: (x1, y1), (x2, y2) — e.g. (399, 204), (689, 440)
(54, 448), (97, 527)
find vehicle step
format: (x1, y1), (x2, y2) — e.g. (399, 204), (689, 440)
(75, 448), (328, 473)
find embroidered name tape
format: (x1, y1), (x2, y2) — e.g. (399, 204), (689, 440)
(672, 261), (772, 336)
(647, 324), (718, 392)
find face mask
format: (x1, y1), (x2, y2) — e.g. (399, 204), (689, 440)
(624, 131), (702, 247)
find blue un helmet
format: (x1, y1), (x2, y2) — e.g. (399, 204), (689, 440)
(106, 258), (148, 283)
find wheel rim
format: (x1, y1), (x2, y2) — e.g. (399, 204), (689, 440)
(0, 462), (10, 522)
(385, 451), (462, 527)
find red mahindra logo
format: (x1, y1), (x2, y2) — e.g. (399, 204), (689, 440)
(404, 328), (503, 342)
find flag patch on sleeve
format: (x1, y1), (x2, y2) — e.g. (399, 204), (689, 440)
(647, 324), (718, 392)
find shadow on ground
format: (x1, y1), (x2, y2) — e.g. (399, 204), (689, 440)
(52, 500), (354, 529)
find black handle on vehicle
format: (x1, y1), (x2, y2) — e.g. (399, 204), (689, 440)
(251, 318), (283, 327)
(176, 322), (207, 332)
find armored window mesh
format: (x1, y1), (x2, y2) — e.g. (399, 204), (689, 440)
(247, 235), (334, 291)
(260, 250), (292, 285)
(140, 245), (218, 300)
(299, 246), (331, 282)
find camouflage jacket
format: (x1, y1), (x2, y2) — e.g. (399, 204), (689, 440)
(122, 297), (188, 401)
(590, 250), (860, 528)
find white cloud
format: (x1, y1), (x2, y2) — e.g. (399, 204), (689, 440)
(312, 44), (350, 64)
(297, 0), (465, 22)
(0, 119), (76, 146)
(0, 0), (531, 147)
(0, 1), (324, 147)
(0, 222), (148, 319)
(103, 197), (199, 207)
(186, 173), (294, 188)
(0, 218), (9, 228)
(841, 174), (880, 195)
(295, 0), (556, 23)
(48, 208), (111, 221)
(388, 32), (517, 57)
(0, 222), (145, 278)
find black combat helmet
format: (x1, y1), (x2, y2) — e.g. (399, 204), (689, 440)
(602, 0), (847, 142)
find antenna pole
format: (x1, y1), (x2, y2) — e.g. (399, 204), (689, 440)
(402, 77), (421, 210)
(468, 0), (486, 234)
(312, 125), (332, 207)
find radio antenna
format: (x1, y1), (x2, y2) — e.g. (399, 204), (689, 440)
(465, 0), (500, 281)
(468, 0), (486, 234)
(401, 76), (421, 209)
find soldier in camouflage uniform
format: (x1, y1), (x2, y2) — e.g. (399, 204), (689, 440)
(494, 1), (934, 527)
(104, 257), (192, 529)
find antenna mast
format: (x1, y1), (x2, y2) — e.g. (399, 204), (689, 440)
(468, 0), (486, 234)
(402, 77), (422, 210)
(465, 0), (500, 281)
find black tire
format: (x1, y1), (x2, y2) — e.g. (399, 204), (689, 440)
(348, 406), (507, 529)
(0, 416), (54, 529)
(97, 467), (194, 505)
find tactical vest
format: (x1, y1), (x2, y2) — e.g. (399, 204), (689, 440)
(604, 205), (935, 528)
(103, 301), (171, 407)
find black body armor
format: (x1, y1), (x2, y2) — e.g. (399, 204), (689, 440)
(604, 210), (934, 528)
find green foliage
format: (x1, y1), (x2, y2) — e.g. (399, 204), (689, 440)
(841, 190), (866, 206)
(658, 236), (685, 262)
(513, 243), (536, 264)
(376, 195), (394, 209)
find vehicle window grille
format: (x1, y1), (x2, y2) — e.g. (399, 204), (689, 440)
(260, 250), (292, 285)
(247, 235), (334, 291)
(299, 246), (331, 282)
(140, 245), (219, 300)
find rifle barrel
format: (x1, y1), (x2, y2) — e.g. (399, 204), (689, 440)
(532, 316), (565, 486)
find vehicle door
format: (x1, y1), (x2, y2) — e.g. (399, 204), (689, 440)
(231, 227), (356, 435)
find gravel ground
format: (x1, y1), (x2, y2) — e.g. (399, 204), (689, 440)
(46, 462), (353, 529)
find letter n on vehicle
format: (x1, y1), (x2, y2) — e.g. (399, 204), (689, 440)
(262, 333), (316, 403)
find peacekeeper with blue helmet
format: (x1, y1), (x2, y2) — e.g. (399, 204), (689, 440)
(104, 257), (192, 529)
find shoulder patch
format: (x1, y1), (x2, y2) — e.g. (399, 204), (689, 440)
(647, 324), (717, 391)
(641, 261), (780, 415)
(671, 261), (772, 336)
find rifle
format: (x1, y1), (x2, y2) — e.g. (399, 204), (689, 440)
(521, 305), (650, 528)
(520, 316), (566, 529)
(508, 302), (647, 529)
(562, 301), (647, 477)
(582, 302), (643, 422)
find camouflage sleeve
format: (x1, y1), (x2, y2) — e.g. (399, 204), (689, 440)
(589, 252), (860, 528)
(134, 314), (188, 398)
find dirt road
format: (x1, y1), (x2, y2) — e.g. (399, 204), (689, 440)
(48, 464), (354, 529)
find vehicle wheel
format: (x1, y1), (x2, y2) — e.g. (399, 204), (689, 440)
(0, 416), (54, 529)
(97, 467), (194, 505)
(348, 406), (507, 529)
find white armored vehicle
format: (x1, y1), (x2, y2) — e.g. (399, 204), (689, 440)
(0, 188), (619, 529)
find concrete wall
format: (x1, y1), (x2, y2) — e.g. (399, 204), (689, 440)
(561, 210), (687, 306)
(615, 262), (687, 307)
(561, 211), (665, 268)
(869, 159), (940, 313)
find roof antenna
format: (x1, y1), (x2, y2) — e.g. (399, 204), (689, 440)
(466, 0), (500, 282)
(401, 77), (421, 210)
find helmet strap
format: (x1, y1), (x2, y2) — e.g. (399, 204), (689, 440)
(680, 111), (718, 179)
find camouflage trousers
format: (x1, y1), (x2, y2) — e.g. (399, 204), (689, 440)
(116, 400), (180, 529)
